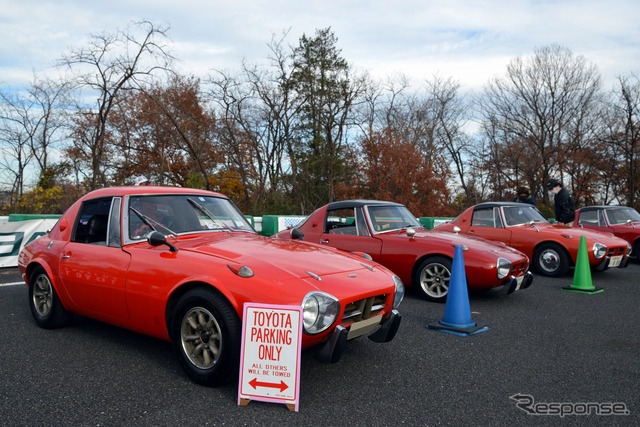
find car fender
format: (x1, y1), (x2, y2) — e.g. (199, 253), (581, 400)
(532, 239), (575, 263)
(22, 257), (78, 313)
(166, 273), (243, 318)
(411, 253), (453, 283)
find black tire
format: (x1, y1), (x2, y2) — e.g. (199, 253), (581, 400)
(170, 287), (242, 387)
(534, 243), (570, 277)
(633, 240), (640, 262)
(414, 256), (452, 302)
(28, 266), (72, 329)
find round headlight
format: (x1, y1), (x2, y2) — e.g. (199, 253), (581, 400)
(393, 275), (405, 309)
(593, 243), (607, 259)
(496, 258), (512, 279)
(302, 292), (339, 334)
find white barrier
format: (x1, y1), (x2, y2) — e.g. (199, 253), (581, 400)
(0, 219), (58, 268)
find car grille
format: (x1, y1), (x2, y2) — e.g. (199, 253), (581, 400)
(608, 246), (627, 256)
(511, 259), (529, 276)
(341, 294), (387, 325)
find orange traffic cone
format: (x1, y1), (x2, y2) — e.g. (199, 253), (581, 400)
(427, 245), (489, 336)
(562, 235), (603, 294)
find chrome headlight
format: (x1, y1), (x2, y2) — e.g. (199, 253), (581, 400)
(302, 292), (339, 334)
(496, 258), (512, 279)
(392, 275), (405, 309)
(593, 243), (607, 259)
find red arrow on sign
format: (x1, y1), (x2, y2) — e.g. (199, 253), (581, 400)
(249, 378), (289, 392)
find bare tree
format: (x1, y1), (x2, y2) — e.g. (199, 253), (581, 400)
(0, 90), (33, 197)
(59, 20), (174, 189)
(0, 76), (71, 195)
(479, 44), (602, 206)
(606, 74), (640, 208)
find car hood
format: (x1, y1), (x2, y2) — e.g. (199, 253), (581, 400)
(178, 232), (384, 282)
(512, 223), (622, 242)
(412, 229), (526, 259)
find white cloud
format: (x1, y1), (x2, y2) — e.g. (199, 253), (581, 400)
(0, 0), (639, 92)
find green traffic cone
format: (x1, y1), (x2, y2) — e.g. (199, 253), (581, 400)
(562, 235), (603, 294)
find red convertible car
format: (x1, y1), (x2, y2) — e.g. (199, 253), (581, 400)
(574, 205), (640, 258)
(274, 200), (533, 302)
(435, 202), (631, 277)
(18, 187), (404, 386)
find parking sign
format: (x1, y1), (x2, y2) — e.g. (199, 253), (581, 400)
(238, 303), (303, 411)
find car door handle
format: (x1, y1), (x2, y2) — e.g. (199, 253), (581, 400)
(320, 239), (329, 244)
(62, 252), (71, 259)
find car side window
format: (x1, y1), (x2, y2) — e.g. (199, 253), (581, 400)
(72, 197), (114, 245)
(578, 210), (599, 226)
(472, 208), (495, 227)
(325, 208), (358, 235)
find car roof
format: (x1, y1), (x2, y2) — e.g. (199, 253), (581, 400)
(578, 205), (633, 212)
(81, 186), (226, 200)
(326, 200), (405, 210)
(472, 201), (534, 209)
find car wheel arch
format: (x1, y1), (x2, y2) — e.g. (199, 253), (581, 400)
(412, 254), (454, 302)
(165, 281), (240, 335)
(411, 253), (453, 283)
(533, 240), (572, 260)
(533, 241), (572, 276)
(24, 261), (71, 305)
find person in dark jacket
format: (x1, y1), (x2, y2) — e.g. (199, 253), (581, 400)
(547, 179), (575, 225)
(514, 186), (536, 205)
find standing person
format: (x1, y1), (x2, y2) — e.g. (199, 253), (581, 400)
(514, 186), (536, 205)
(547, 179), (575, 226)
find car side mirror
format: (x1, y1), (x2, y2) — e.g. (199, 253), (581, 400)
(291, 228), (304, 240)
(148, 231), (178, 252)
(406, 227), (416, 239)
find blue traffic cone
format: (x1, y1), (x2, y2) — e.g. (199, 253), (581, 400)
(562, 235), (603, 294)
(427, 245), (489, 336)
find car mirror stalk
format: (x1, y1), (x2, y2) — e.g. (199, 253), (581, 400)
(148, 231), (178, 252)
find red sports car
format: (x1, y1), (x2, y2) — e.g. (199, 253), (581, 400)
(574, 205), (640, 258)
(18, 187), (404, 387)
(274, 200), (533, 302)
(435, 202), (631, 277)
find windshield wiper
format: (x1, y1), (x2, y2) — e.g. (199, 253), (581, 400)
(129, 206), (177, 237)
(187, 198), (233, 232)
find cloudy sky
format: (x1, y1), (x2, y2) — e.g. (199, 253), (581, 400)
(1, 0), (639, 93)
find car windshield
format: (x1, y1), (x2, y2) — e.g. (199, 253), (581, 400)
(367, 205), (421, 233)
(502, 205), (549, 226)
(606, 208), (640, 224)
(128, 194), (254, 239)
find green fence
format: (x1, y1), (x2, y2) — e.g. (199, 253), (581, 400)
(8, 214), (62, 222)
(419, 217), (454, 230)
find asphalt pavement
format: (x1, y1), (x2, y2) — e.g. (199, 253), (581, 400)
(1, 264), (639, 426)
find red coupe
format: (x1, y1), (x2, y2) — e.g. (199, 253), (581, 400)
(274, 200), (533, 302)
(18, 187), (404, 386)
(574, 205), (640, 258)
(435, 202), (631, 277)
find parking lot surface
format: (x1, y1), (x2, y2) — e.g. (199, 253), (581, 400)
(1, 264), (638, 426)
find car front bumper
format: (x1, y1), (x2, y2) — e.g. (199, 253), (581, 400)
(506, 271), (534, 295)
(594, 254), (630, 271)
(315, 309), (402, 364)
